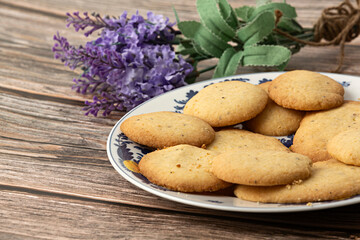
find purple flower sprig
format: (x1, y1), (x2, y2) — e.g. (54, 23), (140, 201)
(66, 12), (111, 37)
(53, 11), (193, 116)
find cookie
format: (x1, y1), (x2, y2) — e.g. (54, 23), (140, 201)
(120, 111), (215, 149)
(268, 70), (344, 111)
(206, 129), (289, 154)
(183, 81), (268, 127)
(243, 81), (305, 136)
(138, 144), (232, 192)
(211, 150), (312, 186)
(327, 129), (360, 166)
(234, 159), (360, 203)
(291, 101), (360, 162)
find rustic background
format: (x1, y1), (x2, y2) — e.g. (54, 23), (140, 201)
(1, 0), (360, 238)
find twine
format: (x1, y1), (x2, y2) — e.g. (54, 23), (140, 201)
(274, 0), (360, 72)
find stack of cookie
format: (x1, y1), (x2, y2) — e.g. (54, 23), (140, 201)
(121, 70), (360, 204)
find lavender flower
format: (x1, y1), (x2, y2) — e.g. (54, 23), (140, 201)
(66, 12), (110, 37)
(53, 11), (192, 116)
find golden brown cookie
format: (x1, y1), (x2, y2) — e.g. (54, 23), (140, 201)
(206, 129), (289, 154)
(120, 111), (215, 149)
(327, 129), (360, 166)
(211, 150), (312, 186)
(183, 81), (268, 127)
(243, 81), (305, 136)
(138, 144), (232, 192)
(291, 101), (360, 162)
(268, 70), (344, 111)
(234, 159), (360, 203)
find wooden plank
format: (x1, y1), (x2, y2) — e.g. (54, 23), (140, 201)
(3, 149), (360, 231)
(0, 4), (88, 101)
(0, 0), (359, 104)
(0, 0), (341, 25)
(285, 45), (360, 74)
(0, 186), (358, 239)
(1, 0), (360, 235)
(0, 92), (119, 148)
(1, 92), (360, 230)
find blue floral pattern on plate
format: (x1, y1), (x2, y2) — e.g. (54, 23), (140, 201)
(107, 72), (360, 213)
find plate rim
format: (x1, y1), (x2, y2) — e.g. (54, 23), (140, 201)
(106, 71), (360, 213)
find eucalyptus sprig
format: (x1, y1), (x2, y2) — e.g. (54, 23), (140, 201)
(175, 0), (315, 82)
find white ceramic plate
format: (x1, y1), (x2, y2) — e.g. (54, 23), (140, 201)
(107, 72), (360, 213)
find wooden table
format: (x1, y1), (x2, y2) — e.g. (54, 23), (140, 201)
(1, 0), (360, 238)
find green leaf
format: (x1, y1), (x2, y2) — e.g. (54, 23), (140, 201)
(172, 6), (180, 24)
(242, 45), (291, 67)
(217, 0), (231, 21)
(176, 42), (197, 56)
(193, 42), (211, 56)
(213, 48), (243, 78)
(178, 21), (231, 58)
(218, 0), (239, 28)
(249, 2), (297, 21)
(224, 51), (243, 76)
(213, 48), (235, 78)
(196, 0), (236, 42)
(185, 74), (198, 84)
(185, 62), (198, 84)
(235, 6), (255, 22)
(177, 39), (210, 56)
(178, 40), (193, 49)
(276, 57), (290, 71)
(277, 17), (303, 34)
(256, 0), (271, 7)
(236, 11), (275, 46)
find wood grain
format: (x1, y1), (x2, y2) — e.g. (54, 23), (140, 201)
(1, 0), (360, 238)
(2, 92), (360, 231)
(0, 0), (359, 102)
(1, 187), (359, 239)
